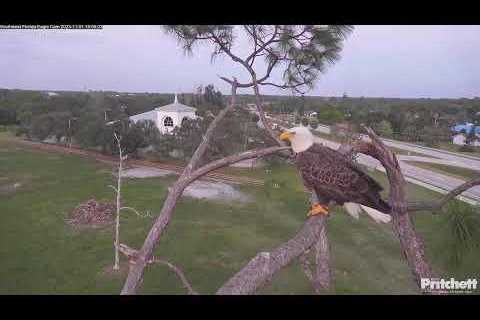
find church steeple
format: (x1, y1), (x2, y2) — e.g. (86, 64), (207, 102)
(174, 93), (178, 104)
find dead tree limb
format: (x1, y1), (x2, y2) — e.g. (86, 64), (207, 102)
(299, 225), (331, 294)
(112, 132), (124, 271)
(120, 80), (290, 294)
(337, 137), (480, 214)
(120, 26), (352, 295)
(120, 81), (242, 294)
(215, 126), (480, 295)
(216, 215), (327, 295)
(299, 249), (316, 289)
(352, 128), (435, 292)
(120, 144), (289, 294)
(408, 177), (480, 212)
(118, 244), (198, 295)
(315, 225), (332, 291)
(151, 259), (199, 295)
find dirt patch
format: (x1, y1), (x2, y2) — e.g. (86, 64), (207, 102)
(183, 180), (252, 203)
(121, 167), (173, 178)
(66, 199), (116, 227)
(122, 166), (252, 203)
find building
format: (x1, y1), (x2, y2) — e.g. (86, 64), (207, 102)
(451, 122), (480, 146)
(129, 94), (197, 134)
(452, 133), (466, 146)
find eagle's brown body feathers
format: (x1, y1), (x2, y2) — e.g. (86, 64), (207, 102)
(295, 143), (391, 213)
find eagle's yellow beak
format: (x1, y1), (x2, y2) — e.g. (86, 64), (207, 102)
(279, 131), (294, 141)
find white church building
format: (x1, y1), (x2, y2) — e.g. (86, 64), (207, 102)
(129, 94), (197, 134)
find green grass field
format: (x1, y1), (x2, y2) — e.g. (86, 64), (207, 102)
(1, 133), (479, 294)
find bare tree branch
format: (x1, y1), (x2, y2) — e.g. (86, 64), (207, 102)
(217, 215), (327, 295)
(299, 249), (322, 293)
(183, 80), (239, 175)
(218, 58), (278, 89)
(120, 120), (290, 294)
(151, 259), (199, 295)
(113, 131), (123, 271)
(126, 25), (353, 295)
(120, 206), (151, 218)
(246, 25), (279, 65)
(118, 243), (198, 295)
(209, 32), (252, 71)
(258, 81), (307, 91)
(337, 141), (480, 214)
(351, 127), (437, 292)
(298, 227), (331, 295)
(314, 225), (331, 291)
(120, 82), (240, 294)
(408, 177), (480, 212)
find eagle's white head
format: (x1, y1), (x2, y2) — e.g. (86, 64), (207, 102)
(279, 126), (314, 153)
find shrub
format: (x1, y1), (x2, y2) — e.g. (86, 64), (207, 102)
(375, 120), (393, 138)
(440, 201), (480, 267)
(15, 126), (29, 137)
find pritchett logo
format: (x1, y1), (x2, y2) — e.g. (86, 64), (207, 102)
(421, 278), (478, 293)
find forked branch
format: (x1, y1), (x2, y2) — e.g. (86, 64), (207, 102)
(118, 244), (198, 295)
(217, 215), (327, 294)
(349, 127), (438, 292)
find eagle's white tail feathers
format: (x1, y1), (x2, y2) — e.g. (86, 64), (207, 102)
(360, 205), (391, 224)
(343, 202), (361, 220)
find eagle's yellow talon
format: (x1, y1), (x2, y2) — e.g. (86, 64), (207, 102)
(308, 203), (329, 216)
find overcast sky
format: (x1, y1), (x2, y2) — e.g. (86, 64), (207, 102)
(1, 25), (479, 98)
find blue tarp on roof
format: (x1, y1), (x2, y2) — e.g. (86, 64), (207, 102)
(452, 122), (480, 135)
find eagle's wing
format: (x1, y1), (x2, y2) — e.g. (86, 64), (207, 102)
(296, 144), (388, 211)
(307, 143), (383, 193)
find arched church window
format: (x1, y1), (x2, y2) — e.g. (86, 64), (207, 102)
(164, 116), (174, 127)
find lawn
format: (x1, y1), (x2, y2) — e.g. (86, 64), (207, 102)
(404, 161), (480, 181)
(436, 142), (480, 157)
(1, 133), (479, 294)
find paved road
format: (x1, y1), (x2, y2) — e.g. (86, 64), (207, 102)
(315, 124), (480, 171)
(396, 155), (479, 170)
(313, 135), (480, 205)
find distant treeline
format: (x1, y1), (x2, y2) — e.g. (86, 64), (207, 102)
(0, 86), (270, 161)
(259, 94), (480, 147)
(1, 88), (479, 149)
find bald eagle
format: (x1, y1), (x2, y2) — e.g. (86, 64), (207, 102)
(279, 127), (391, 218)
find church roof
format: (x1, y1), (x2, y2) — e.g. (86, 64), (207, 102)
(129, 110), (157, 122)
(155, 94), (197, 113)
